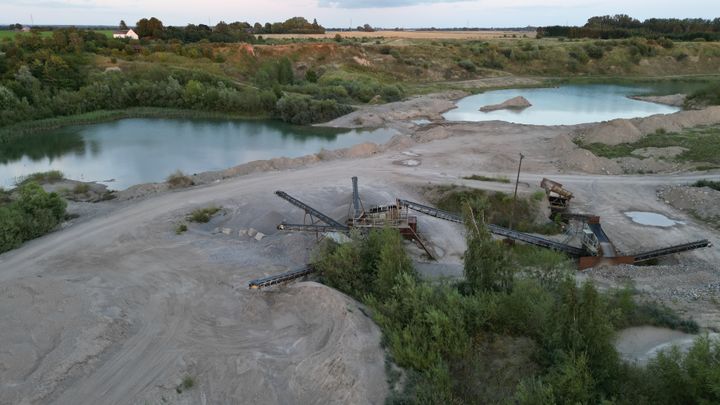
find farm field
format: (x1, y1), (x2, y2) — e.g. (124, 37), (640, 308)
(264, 29), (535, 40)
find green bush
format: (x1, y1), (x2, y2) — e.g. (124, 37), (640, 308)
(275, 94), (353, 125)
(313, 218), (710, 404)
(304, 69), (318, 83)
(187, 206), (221, 223)
(0, 181), (67, 253)
(166, 170), (193, 189)
(692, 179), (720, 191)
(457, 59), (477, 72)
(72, 183), (90, 194)
(17, 170), (64, 185)
(584, 44), (604, 59)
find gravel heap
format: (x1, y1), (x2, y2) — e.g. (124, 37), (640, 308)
(657, 185), (720, 225)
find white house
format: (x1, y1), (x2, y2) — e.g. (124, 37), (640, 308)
(113, 29), (139, 40)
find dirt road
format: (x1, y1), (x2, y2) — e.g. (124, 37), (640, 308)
(1, 112), (719, 403)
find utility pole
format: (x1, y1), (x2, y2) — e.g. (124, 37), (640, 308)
(508, 153), (525, 231)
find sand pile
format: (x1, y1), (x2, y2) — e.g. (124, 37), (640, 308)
(480, 96), (532, 112)
(577, 106), (720, 146)
(632, 106), (720, 134)
(581, 119), (643, 145)
(551, 133), (622, 174)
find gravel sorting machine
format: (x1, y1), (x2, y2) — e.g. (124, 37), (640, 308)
(248, 177), (710, 289)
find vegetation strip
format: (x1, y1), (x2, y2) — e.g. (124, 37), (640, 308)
(312, 199), (712, 403)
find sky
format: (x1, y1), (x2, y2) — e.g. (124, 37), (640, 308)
(1, 0), (718, 28)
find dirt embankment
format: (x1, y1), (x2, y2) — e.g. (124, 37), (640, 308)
(629, 94), (687, 107)
(321, 91), (467, 128)
(555, 106), (720, 174)
(577, 106), (720, 146)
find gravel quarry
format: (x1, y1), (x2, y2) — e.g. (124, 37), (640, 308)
(2, 91), (720, 404)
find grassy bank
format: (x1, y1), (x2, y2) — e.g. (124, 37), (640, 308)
(576, 126), (720, 167)
(0, 108), (270, 144)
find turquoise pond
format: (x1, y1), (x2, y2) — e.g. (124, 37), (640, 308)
(443, 84), (680, 125)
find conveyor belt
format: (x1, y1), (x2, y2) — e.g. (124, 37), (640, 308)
(277, 223), (350, 233)
(249, 265), (316, 289)
(397, 199), (464, 223)
(587, 223), (617, 257)
(633, 240), (711, 263)
(397, 199), (584, 256)
(488, 224), (586, 257)
(275, 191), (349, 230)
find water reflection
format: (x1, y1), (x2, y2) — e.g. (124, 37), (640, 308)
(0, 129), (86, 164)
(0, 118), (396, 189)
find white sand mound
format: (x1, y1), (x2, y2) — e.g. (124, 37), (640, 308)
(552, 133), (622, 174)
(582, 119), (643, 145)
(480, 96), (532, 112)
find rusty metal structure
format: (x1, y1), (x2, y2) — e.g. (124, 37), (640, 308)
(541, 178), (574, 213)
(248, 177), (711, 289)
(275, 177), (437, 259)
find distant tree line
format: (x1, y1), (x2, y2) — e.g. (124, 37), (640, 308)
(538, 15), (720, 40)
(133, 16), (324, 41)
(0, 28), (361, 129)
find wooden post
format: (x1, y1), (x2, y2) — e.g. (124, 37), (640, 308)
(508, 153), (525, 231)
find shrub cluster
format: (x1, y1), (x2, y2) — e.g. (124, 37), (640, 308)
(0, 182), (66, 253)
(312, 200), (715, 403)
(275, 94), (353, 125)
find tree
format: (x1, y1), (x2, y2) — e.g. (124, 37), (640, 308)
(374, 228), (414, 298)
(277, 57), (294, 85)
(135, 17), (164, 38)
(462, 202), (512, 293)
(119, 20), (128, 30)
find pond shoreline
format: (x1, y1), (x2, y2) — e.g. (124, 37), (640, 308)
(0, 108), (272, 143)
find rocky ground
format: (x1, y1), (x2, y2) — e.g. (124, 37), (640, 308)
(658, 185), (720, 227)
(2, 90), (720, 404)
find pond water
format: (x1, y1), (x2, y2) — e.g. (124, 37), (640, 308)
(443, 84), (680, 125)
(615, 326), (704, 365)
(625, 211), (685, 227)
(0, 118), (397, 190)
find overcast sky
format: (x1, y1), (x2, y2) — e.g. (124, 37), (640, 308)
(1, 0), (718, 28)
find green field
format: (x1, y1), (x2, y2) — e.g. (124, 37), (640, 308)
(0, 29), (114, 39)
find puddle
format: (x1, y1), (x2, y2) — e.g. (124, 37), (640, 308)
(393, 159), (421, 167)
(410, 119), (431, 125)
(625, 211), (684, 227)
(615, 326), (719, 365)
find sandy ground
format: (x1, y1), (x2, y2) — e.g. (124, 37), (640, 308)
(2, 91), (720, 403)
